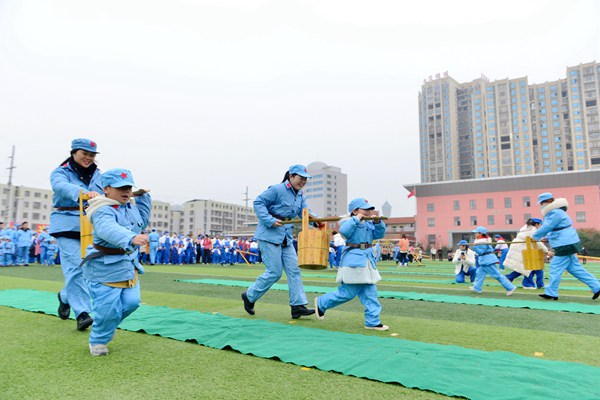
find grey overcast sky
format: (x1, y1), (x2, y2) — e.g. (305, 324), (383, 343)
(0, 0), (599, 216)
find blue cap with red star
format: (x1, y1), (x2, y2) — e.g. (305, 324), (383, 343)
(101, 168), (135, 188)
(288, 164), (311, 178)
(71, 138), (99, 153)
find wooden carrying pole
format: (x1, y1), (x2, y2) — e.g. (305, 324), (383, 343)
(280, 215), (388, 225)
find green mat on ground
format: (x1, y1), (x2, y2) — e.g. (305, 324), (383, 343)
(301, 274), (589, 291)
(179, 279), (600, 315)
(1, 289), (600, 400)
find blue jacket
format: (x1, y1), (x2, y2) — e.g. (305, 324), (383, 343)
(148, 232), (159, 244)
(15, 229), (33, 247)
(253, 181), (315, 245)
(82, 194), (151, 283)
(532, 207), (579, 248)
(38, 232), (51, 248)
(472, 237), (498, 266)
(49, 162), (102, 234)
(339, 217), (386, 268)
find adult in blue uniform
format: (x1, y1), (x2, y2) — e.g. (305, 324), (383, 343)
(314, 198), (388, 330)
(15, 222), (34, 265)
(148, 228), (159, 265)
(532, 193), (600, 300)
(50, 138), (102, 330)
(241, 164), (317, 319)
(82, 168), (151, 356)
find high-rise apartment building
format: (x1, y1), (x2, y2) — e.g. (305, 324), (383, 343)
(303, 161), (348, 218)
(419, 61), (600, 182)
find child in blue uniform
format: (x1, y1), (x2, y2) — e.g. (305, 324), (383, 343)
(82, 168), (151, 356)
(470, 226), (516, 295)
(46, 239), (58, 266)
(314, 198), (388, 331)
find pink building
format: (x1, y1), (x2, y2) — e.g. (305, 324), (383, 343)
(404, 170), (600, 249)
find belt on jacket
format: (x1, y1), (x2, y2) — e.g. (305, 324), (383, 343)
(56, 206), (80, 211)
(552, 225), (571, 232)
(78, 244), (127, 267)
(346, 243), (373, 250)
(269, 212), (291, 221)
(93, 243), (126, 255)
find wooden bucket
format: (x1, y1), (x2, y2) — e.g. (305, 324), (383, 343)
(523, 236), (544, 270)
(79, 191), (93, 258)
(298, 208), (328, 270)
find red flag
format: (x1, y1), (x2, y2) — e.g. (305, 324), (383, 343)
(407, 188), (415, 199)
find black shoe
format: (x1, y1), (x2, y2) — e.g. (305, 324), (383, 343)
(593, 290), (600, 300)
(241, 292), (255, 315)
(291, 305), (315, 319)
(76, 312), (93, 331)
(57, 292), (71, 320)
(539, 294), (558, 301)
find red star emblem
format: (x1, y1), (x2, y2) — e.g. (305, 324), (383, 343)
(120, 172), (128, 178)
(304, 168), (307, 172)
(365, 199), (369, 203)
(90, 141), (96, 148)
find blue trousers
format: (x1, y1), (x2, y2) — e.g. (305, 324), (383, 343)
(40, 247), (48, 265)
(56, 237), (92, 317)
(149, 243), (158, 264)
(456, 267), (476, 283)
(17, 246), (29, 265)
(317, 283), (382, 327)
(473, 264), (516, 292)
(87, 281), (140, 345)
(246, 241), (308, 306)
(544, 254), (600, 298)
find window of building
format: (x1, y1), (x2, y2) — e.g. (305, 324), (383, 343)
(34, 192), (41, 198)
(523, 196), (530, 207)
(470, 216), (477, 225)
(454, 217), (461, 226)
(505, 214), (513, 225)
(427, 218), (435, 227)
(487, 215), (495, 225)
(427, 203), (435, 212)
(504, 198), (512, 208)
(32, 213), (40, 220)
(576, 212), (586, 223)
(486, 199), (494, 209)
(574, 195), (584, 205)
(469, 200), (476, 210)
(453, 200), (460, 211)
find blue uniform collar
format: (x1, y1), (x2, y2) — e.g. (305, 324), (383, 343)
(284, 180), (302, 195)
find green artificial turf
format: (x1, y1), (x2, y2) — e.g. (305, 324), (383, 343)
(1, 261), (600, 399)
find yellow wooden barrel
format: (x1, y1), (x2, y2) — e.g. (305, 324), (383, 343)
(79, 191), (93, 258)
(298, 208), (329, 270)
(523, 236), (544, 270)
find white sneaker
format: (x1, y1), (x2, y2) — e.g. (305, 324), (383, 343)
(469, 286), (482, 293)
(89, 344), (109, 356)
(314, 297), (325, 321)
(506, 288), (516, 296)
(522, 286), (536, 290)
(365, 324), (389, 331)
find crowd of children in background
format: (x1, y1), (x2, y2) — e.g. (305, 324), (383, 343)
(0, 223), (59, 266)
